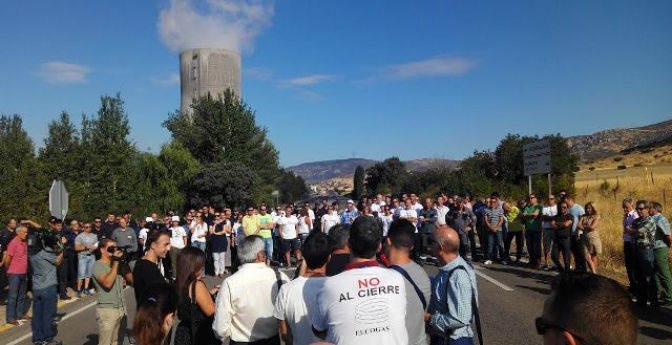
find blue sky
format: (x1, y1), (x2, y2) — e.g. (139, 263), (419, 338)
(1, 0), (670, 167)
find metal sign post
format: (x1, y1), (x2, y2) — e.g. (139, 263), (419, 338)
(523, 140), (552, 195)
(49, 180), (69, 220)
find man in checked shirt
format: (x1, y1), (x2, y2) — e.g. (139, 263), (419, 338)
(626, 200), (658, 308)
(426, 225), (478, 345)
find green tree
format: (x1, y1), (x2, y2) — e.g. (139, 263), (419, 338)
(0, 114), (49, 219)
(353, 165), (365, 199)
(365, 157), (406, 194)
(157, 140), (200, 210)
(164, 90), (280, 181)
(80, 94), (139, 214)
(278, 170), (308, 203)
(188, 162), (258, 209)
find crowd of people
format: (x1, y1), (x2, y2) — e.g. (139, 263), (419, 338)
(0, 190), (667, 345)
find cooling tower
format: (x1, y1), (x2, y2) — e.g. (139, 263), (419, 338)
(180, 48), (242, 114)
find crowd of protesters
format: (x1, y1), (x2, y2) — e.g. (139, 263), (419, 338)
(0, 189), (667, 345)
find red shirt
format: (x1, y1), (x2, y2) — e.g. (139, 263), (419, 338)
(6, 237), (28, 274)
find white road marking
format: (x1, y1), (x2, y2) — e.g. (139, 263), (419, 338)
(473, 266), (515, 291)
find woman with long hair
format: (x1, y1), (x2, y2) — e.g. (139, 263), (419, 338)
(133, 283), (177, 345)
(174, 247), (220, 345)
(579, 202), (603, 274)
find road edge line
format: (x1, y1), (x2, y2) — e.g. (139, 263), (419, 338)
(474, 268), (515, 291)
(6, 300), (98, 345)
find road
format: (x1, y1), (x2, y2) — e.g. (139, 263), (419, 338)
(0, 262), (670, 345)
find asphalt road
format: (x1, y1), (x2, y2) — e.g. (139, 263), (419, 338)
(1, 262), (670, 345)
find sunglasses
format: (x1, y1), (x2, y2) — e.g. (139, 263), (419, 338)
(535, 318), (583, 342)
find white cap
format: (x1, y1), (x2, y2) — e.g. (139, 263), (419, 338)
(347, 199), (354, 204)
(171, 216), (180, 222)
(145, 217), (154, 222)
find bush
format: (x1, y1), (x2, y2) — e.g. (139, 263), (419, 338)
(588, 167), (596, 171)
(613, 157), (623, 162)
(617, 165), (627, 170)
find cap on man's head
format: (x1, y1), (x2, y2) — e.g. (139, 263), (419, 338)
(171, 216), (180, 222)
(48, 216), (62, 224)
(347, 199), (354, 204)
(145, 217), (154, 223)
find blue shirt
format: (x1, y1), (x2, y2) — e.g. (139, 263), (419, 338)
(429, 256), (477, 340)
(340, 209), (360, 224)
(31, 249), (59, 290)
(569, 204), (585, 235)
(652, 213), (671, 249)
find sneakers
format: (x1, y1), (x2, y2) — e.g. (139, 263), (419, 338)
(484, 260), (493, 265)
(59, 294), (71, 301)
(83, 289), (93, 296)
(501, 260), (509, 265)
(76, 290), (82, 298)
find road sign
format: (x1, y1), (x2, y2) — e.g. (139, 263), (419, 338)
(49, 180), (69, 219)
(523, 140), (551, 176)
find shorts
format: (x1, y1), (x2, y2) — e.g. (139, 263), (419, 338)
(585, 232), (602, 255)
(263, 237), (274, 258)
(282, 239), (300, 253)
(78, 254), (95, 279)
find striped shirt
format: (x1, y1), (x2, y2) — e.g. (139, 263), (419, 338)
(484, 207), (504, 231)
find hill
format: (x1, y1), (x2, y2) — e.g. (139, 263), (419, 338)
(566, 119), (672, 162)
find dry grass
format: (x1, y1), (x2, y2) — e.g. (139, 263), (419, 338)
(574, 163), (672, 279)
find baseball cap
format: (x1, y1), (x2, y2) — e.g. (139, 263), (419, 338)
(171, 216), (180, 222)
(145, 217), (154, 223)
(347, 199), (354, 204)
(48, 216), (62, 224)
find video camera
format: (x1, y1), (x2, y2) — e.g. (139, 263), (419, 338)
(107, 245), (133, 262)
(27, 228), (66, 253)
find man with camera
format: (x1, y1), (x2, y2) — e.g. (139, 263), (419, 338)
(92, 239), (134, 345)
(30, 223), (65, 345)
(47, 217), (71, 300)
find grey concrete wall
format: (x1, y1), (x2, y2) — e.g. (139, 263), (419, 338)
(180, 48), (242, 114)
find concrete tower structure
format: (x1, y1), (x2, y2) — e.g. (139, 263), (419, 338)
(180, 48), (241, 114)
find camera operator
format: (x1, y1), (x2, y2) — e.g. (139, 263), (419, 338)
(92, 239), (134, 345)
(48, 217), (71, 300)
(30, 225), (64, 345)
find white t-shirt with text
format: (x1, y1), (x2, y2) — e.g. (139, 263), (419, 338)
(312, 266), (408, 345)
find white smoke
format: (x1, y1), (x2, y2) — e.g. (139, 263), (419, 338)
(157, 0), (274, 53)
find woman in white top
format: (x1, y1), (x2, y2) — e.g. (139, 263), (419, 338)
(298, 208), (312, 239)
(381, 206), (394, 238)
(321, 205), (340, 234)
(190, 213), (208, 252)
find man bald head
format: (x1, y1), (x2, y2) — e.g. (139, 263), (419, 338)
(432, 225), (460, 264)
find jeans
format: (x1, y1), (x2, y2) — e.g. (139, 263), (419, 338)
(263, 237), (274, 259)
(192, 241), (206, 252)
(525, 231), (542, 265)
(78, 254), (95, 279)
(430, 336), (474, 345)
(32, 285), (58, 343)
(551, 237), (572, 272)
(635, 248), (656, 306)
(542, 229), (554, 257)
(57, 258), (69, 296)
(169, 247), (183, 279)
(213, 251), (227, 275)
(654, 247), (672, 302)
(458, 231), (470, 259)
(487, 230), (504, 261)
(6, 274), (27, 322)
(624, 241), (637, 293)
(504, 231), (524, 260)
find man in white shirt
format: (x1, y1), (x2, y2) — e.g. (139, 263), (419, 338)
(541, 195), (558, 270)
(277, 206), (301, 268)
(168, 216), (187, 279)
(274, 231), (330, 345)
(213, 235), (289, 344)
(312, 216), (408, 345)
(435, 196), (450, 226)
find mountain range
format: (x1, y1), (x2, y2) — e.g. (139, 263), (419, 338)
(287, 119), (672, 184)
